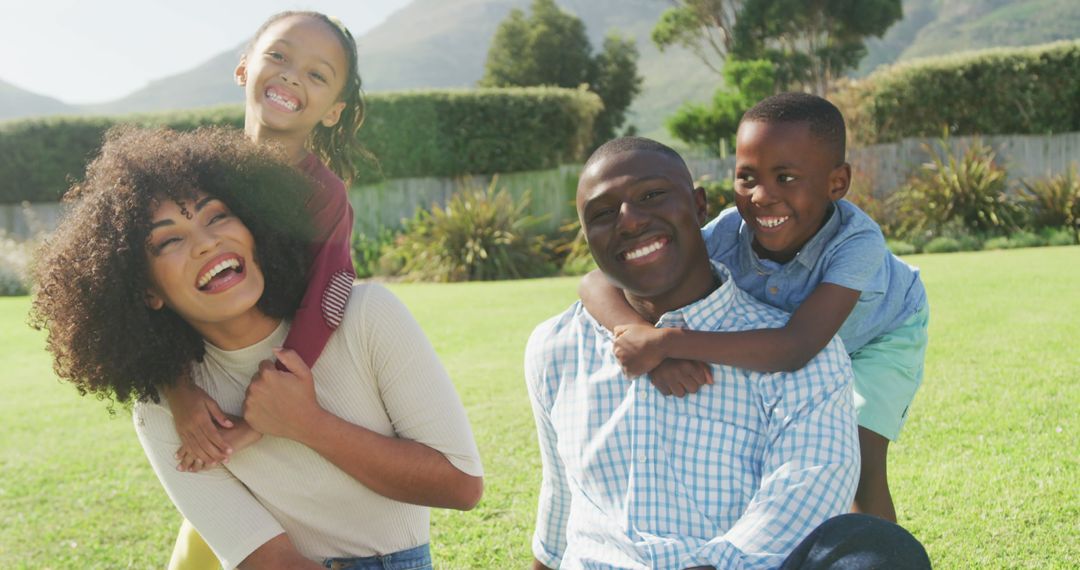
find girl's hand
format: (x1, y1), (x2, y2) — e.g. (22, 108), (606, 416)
(177, 416), (262, 472)
(168, 381), (234, 469)
(648, 358), (713, 397)
(612, 324), (669, 376)
(243, 349), (323, 442)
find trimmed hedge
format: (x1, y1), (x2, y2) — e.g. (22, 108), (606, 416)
(0, 87), (602, 203)
(837, 40), (1080, 145)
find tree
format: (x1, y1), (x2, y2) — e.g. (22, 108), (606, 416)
(732, 0), (903, 95)
(481, 0), (642, 144)
(652, 0), (902, 95)
(666, 59), (775, 154)
(591, 34), (643, 143)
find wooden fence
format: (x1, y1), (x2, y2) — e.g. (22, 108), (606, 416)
(4, 132), (1078, 239)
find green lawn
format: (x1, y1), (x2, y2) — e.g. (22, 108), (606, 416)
(1, 246), (1077, 568)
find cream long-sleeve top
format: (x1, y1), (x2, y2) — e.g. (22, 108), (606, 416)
(134, 283), (484, 569)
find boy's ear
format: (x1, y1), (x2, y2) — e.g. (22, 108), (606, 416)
(828, 162), (852, 201)
(234, 58), (248, 86)
(320, 101), (347, 128)
(693, 186), (708, 226)
(144, 289), (164, 311)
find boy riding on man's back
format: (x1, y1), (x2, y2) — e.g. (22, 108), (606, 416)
(581, 92), (929, 521)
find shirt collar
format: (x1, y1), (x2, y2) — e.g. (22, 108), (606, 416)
(580, 261), (738, 336)
(655, 261), (738, 332)
(740, 202), (841, 271)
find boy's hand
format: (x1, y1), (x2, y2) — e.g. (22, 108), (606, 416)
(177, 415), (262, 472)
(243, 348), (323, 442)
(612, 324), (669, 376)
(648, 358), (713, 397)
(167, 381), (234, 470)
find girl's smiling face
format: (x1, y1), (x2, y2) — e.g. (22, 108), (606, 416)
(144, 193), (267, 337)
(236, 15), (348, 142)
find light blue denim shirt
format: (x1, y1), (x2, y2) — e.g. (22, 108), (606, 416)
(525, 262), (859, 570)
(701, 199), (927, 354)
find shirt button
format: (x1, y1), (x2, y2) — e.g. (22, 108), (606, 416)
(769, 286), (779, 295)
(637, 452), (648, 463)
(640, 389), (648, 400)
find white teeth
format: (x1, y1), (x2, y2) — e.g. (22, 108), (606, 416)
(624, 240), (665, 260)
(757, 216), (789, 228)
(197, 258), (241, 288)
(266, 90), (299, 111)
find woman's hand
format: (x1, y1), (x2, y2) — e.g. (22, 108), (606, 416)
(243, 348), (324, 442)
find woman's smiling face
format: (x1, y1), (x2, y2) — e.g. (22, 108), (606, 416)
(144, 192), (266, 332)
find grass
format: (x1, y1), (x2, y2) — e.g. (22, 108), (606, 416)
(1, 246), (1078, 568)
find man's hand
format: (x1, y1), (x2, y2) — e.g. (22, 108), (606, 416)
(612, 324), (670, 376)
(168, 381), (234, 471)
(243, 348), (324, 442)
(648, 358), (713, 397)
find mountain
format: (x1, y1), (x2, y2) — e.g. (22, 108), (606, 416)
(3, 0), (1079, 137)
(80, 48), (245, 116)
(859, 0), (1080, 75)
(0, 80), (77, 121)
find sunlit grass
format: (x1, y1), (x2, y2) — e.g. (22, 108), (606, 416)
(1, 246), (1077, 568)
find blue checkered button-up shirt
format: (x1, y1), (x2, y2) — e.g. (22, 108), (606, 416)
(525, 262), (859, 570)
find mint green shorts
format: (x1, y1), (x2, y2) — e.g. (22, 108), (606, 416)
(850, 305), (930, 441)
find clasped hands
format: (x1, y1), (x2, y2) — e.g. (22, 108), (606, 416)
(612, 324), (712, 397)
(174, 348), (322, 472)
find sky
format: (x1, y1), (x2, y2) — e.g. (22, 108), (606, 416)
(0, 0), (413, 105)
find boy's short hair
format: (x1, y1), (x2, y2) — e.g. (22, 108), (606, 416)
(741, 92), (847, 165)
(584, 136), (689, 176)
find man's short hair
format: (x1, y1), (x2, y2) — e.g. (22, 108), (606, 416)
(584, 136), (689, 174)
(741, 92), (847, 164)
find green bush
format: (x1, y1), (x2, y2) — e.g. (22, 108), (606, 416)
(0, 87), (603, 203)
(699, 177), (736, 220)
(379, 178), (555, 282)
(351, 228), (399, 280)
(1020, 166), (1080, 233)
(886, 240), (917, 256)
(357, 87), (602, 184)
(0, 233), (33, 296)
(549, 219), (596, 276)
(1043, 227), (1078, 246)
(923, 236), (963, 254)
(836, 40), (1080, 145)
(893, 136), (1022, 237)
(982, 236), (1011, 250)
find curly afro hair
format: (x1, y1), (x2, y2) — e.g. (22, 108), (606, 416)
(30, 126), (315, 405)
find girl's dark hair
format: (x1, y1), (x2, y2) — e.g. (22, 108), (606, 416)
(30, 126), (313, 405)
(247, 11), (367, 184)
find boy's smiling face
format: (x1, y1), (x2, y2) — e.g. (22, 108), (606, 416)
(734, 120), (851, 263)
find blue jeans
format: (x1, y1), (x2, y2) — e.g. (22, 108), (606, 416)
(322, 544), (431, 570)
(780, 514), (931, 569)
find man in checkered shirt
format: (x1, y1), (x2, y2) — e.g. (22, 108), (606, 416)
(525, 137), (929, 570)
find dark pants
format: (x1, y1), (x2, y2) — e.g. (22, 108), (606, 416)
(780, 514), (931, 570)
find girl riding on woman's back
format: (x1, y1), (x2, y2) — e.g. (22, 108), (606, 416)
(162, 11), (368, 569)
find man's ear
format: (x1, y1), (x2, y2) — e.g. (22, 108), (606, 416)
(829, 162), (852, 201)
(234, 57), (248, 86)
(144, 289), (164, 311)
(320, 101), (347, 128)
(693, 186), (708, 226)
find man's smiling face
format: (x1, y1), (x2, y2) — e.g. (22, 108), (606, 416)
(577, 149), (710, 307)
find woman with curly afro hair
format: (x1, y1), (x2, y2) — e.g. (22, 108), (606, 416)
(31, 127), (483, 569)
